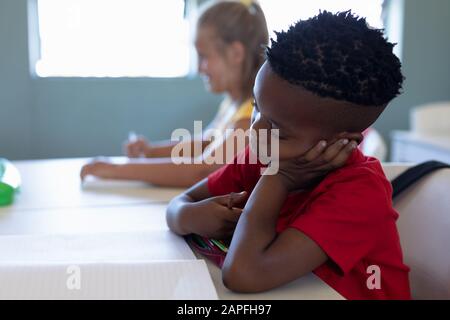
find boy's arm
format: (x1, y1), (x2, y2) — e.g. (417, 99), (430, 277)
(165, 178), (212, 235)
(222, 174), (327, 292)
(222, 139), (358, 293)
(166, 178), (247, 238)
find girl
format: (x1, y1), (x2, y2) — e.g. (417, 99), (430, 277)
(80, 0), (268, 188)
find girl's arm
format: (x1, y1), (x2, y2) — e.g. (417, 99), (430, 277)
(82, 119), (251, 187)
(81, 158), (223, 188)
(145, 140), (211, 158)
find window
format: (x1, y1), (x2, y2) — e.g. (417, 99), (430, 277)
(259, 0), (384, 39)
(33, 0), (385, 78)
(35, 0), (190, 78)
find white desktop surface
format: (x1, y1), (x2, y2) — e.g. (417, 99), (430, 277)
(0, 158), (344, 300)
(6, 158), (184, 211)
(197, 252), (343, 300)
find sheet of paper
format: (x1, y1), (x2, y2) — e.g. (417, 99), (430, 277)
(81, 175), (150, 189)
(0, 260), (218, 299)
(0, 231), (196, 262)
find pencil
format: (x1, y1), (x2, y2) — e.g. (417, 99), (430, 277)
(192, 234), (208, 249)
(210, 238), (228, 253)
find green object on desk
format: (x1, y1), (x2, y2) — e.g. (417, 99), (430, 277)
(0, 158), (21, 206)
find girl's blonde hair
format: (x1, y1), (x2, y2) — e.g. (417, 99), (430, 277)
(197, 0), (269, 101)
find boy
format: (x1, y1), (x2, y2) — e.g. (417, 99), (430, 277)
(166, 11), (411, 299)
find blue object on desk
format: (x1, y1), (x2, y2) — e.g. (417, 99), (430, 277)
(0, 158), (21, 206)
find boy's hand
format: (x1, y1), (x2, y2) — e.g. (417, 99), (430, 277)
(80, 160), (118, 180)
(187, 191), (248, 239)
(124, 136), (152, 158)
(275, 133), (362, 192)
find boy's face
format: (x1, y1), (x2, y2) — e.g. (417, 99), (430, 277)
(250, 62), (340, 161)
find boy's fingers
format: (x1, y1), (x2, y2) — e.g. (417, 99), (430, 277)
(224, 207), (243, 223)
(213, 194), (233, 206)
(232, 207), (243, 215)
(321, 138), (350, 163)
(302, 140), (327, 163)
(228, 191), (248, 208)
(214, 191), (247, 208)
(341, 132), (363, 144)
(217, 227), (235, 240)
(326, 140), (358, 169)
(333, 132), (363, 144)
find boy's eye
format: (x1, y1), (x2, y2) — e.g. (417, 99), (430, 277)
(252, 99), (259, 111)
(271, 129), (286, 141)
(270, 125), (287, 140)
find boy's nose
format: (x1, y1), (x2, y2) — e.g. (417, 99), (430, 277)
(251, 113), (271, 131)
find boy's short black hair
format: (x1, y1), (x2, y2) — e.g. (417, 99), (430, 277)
(266, 11), (404, 106)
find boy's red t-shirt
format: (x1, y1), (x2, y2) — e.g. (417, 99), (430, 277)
(207, 147), (411, 300)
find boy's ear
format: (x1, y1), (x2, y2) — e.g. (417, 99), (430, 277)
(227, 41), (245, 65)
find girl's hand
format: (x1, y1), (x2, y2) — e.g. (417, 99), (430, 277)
(186, 191), (248, 239)
(80, 160), (118, 180)
(124, 136), (152, 158)
(275, 132), (363, 192)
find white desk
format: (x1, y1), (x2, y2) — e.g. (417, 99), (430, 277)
(0, 203), (169, 235)
(0, 158), (343, 300)
(199, 253), (343, 300)
(7, 158), (184, 211)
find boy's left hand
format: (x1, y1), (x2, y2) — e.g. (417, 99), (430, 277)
(275, 133), (362, 192)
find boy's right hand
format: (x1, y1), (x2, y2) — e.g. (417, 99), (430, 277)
(124, 136), (152, 158)
(186, 191), (248, 240)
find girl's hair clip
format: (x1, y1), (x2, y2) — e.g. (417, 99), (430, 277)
(241, 0), (257, 14)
